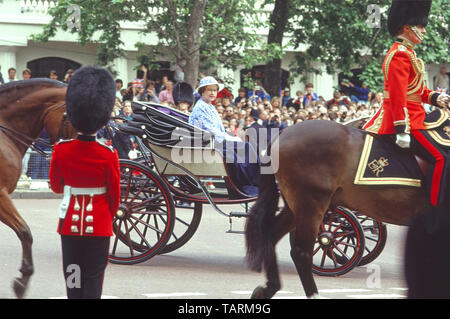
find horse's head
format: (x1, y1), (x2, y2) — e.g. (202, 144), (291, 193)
(0, 79), (78, 145)
(43, 102), (78, 144)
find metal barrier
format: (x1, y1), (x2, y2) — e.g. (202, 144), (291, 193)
(18, 148), (52, 190)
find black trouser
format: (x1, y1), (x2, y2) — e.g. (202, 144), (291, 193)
(410, 130), (449, 208)
(404, 210), (450, 299)
(61, 235), (110, 299)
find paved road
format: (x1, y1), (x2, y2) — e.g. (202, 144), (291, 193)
(0, 199), (408, 299)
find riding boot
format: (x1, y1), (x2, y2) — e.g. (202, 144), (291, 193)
(405, 207), (450, 299)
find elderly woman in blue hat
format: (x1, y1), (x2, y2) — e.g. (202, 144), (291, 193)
(189, 76), (260, 194)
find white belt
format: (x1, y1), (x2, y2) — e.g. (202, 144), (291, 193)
(68, 186), (107, 195)
(59, 186), (107, 219)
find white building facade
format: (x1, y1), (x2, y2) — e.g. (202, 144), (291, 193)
(0, 0), (446, 100)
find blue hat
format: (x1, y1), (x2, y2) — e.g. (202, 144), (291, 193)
(196, 76), (224, 93)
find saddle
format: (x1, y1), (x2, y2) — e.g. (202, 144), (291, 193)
(354, 109), (450, 187)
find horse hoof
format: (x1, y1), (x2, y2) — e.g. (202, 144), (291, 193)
(250, 286), (266, 299)
(12, 278), (26, 299)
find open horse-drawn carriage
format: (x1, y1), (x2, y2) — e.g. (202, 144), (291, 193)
(108, 101), (387, 276)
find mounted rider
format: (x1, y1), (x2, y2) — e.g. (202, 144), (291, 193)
(363, 0), (450, 209)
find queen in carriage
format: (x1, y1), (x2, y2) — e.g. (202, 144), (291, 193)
(188, 76), (260, 195)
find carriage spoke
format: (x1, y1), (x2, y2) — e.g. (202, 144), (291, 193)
(127, 217), (152, 248)
(127, 178), (151, 204)
(130, 215), (164, 234)
(334, 239), (357, 248)
(320, 247), (327, 267)
(121, 170), (133, 203)
(130, 193), (163, 209)
(111, 219), (123, 255)
(333, 244), (351, 262)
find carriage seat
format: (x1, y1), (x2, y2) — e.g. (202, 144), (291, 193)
(118, 102), (257, 199)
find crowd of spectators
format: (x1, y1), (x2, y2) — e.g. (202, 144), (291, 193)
(113, 69), (386, 140)
(1, 63), (447, 180)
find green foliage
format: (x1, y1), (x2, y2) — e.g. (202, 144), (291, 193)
(32, 0), (274, 82)
(287, 0), (449, 91)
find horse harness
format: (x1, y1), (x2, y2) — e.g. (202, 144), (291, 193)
(0, 102), (68, 158)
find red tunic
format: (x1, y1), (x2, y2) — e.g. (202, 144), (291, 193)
(363, 41), (440, 134)
(49, 135), (121, 237)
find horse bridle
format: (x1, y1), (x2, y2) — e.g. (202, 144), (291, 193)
(0, 102), (67, 158)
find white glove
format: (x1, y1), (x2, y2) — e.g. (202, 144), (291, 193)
(224, 134), (242, 142)
(437, 94), (450, 109)
(396, 133), (411, 149)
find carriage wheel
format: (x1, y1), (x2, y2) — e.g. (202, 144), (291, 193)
(109, 160), (175, 265)
(355, 212), (387, 266)
(160, 202), (203, 254)
(312, 207), (365, 276)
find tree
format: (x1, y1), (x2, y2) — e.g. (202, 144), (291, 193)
(263, 0), (290, 98)
(287, 0), (449, 92)
(32, 0), (271, 88)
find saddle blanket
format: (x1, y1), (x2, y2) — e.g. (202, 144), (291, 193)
(354, 109), (450, 188)
(354, 134), (423, 187)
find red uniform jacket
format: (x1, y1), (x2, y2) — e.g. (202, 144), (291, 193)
(49, 135), (121, 237)
(363, 40), (440, 134)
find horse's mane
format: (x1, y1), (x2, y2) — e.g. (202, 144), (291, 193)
(0, 78), (67, 94)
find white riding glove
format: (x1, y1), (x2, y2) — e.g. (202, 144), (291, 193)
(437, 94), (450, 109)
(224, 134), (242, 142)
(396, 133), (411, 149)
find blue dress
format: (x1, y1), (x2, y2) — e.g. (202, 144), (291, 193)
(189, 98), (259, 194)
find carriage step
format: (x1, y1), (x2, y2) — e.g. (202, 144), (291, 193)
(226, 229), (245, 234)
(229, 212), (248, 218)
(227, 212), (248, 234)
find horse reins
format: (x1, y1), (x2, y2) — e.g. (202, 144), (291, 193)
(0, 102), (67, 158)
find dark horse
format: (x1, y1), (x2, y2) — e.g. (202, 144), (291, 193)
(245, 119), (431, 298)
(0, 79), (76, 298)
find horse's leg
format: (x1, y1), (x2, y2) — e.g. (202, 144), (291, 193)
(251, 206), (294, 299)
(288, 205), (324, 298)
(0, 189), (34, 298)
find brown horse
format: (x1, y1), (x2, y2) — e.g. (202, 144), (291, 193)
(0, 79), (76, 298)
(245, 119), (429, 298)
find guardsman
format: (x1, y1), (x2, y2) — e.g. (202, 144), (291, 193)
(172, 81), (194, 114)
(49, 66), (120, 299)
(363, 0), (450, 209)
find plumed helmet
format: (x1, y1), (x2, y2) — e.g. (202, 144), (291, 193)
(172, 82), (194, 106)
(387, 0), (432, 37)
(65, 66), (116, 134)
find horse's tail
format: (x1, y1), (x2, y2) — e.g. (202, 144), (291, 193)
(245, 172), (279, 272)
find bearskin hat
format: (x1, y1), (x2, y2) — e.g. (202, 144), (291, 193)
(172, 82), (194, 106)
(65, 66), (116, 134)
(387, 0), (432, 37)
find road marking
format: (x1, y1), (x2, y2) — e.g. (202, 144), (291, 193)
(231, 290), (293, 295)
(319, 288), (372, 293)
(347, 293), (405, 299)
(143, 292), (207, 298)
(390, 287), (408, 291)
(49, 295), (119, 299)
(273, 295), (330, 299)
